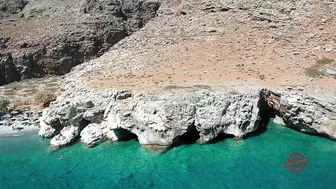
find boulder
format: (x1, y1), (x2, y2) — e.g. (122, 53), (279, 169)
(326, 69), (336, 77)
(38, 119), (58, 138)
(272, 116), (285, 126)
(80, 123), (105, 147)
(50, 126), (80, 149)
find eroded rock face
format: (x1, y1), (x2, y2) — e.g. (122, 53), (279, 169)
(0, 54), (20, 85)
(40, 87), (336, 150)
(39, 89), (132, 148)
(195, 93), (261, 143)
(40, 88), (263, 149)
(105, 90), (262, 149)
(106, 92), (197, 149)
(261, 89), (336, 139)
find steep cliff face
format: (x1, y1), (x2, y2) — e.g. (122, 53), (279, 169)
(0, 54), (20, 85)
(0, 0), (161, 85)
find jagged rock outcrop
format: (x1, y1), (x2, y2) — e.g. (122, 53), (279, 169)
(0, 54), (21, 85)
(39, 89), (133, 148)
(0, 0), (161, 85)
(50, 126), (83, 148)
(39, 87), (336, 150)
(80, 123), (105, 147)
(261, 89), (336, 139)
(40, 88), (264, 150)
(195, 93), (261, 142)
(106, 90), (262, 149)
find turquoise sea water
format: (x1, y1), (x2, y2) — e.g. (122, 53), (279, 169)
(1, 121), (336, 189)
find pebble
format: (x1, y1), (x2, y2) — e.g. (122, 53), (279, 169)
(0, 109), (41, 131)
(324, 44), (333, 52)
(326, 69), (336, 76)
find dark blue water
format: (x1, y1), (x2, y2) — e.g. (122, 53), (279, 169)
(0, 122), (335, 189)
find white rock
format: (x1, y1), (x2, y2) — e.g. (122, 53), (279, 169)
(38, 119), (57, 138)
(324, 44), (333, 52)
(326, 69), (336, 76)
(50, 126), (80, 148)
(273, 116), (285, 126)
(80, 123), (104, 147)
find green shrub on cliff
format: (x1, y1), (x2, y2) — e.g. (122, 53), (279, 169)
(0, 97), (10, 114)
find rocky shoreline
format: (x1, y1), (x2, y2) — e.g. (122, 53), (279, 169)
(1, 0), (336, 151)
(0, 108), (41, 136)
(36, 84), (336, 150)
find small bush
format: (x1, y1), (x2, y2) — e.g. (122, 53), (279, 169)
(305, 68), (324, 78)
(305, 58), (335, 78)
(316, 58), (334, 65)
(35, 91), (56, 105)
(229, 90), (239, 95)
(0, 97), (10, 114)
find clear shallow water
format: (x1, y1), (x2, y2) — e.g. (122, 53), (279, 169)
(0, 122), (336, 189)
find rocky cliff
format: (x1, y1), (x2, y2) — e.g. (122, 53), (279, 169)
(0, 0), (160, 85)
(39, 86), (336, 150)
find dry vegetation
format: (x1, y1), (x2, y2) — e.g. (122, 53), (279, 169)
(305, 58), (335, 78)
(0, 97), (10, 114)
(0, 77), (61, 111)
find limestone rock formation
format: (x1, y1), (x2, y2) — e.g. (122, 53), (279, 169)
(261, 89), (336, 139)
(39, 88), (133, 148)
(80, 123), (105, 147)
(40, 88), (263, 150)
(195, 93), (261, 143)
(50, 126), (81, 149)
(105, 90), (262, 149)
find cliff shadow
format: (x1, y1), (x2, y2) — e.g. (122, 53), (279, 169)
(245, 117), (270, 139)
(114, 128), (138, 142)
(168, 125), (200, 150)
(206, 133), (235, 144)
